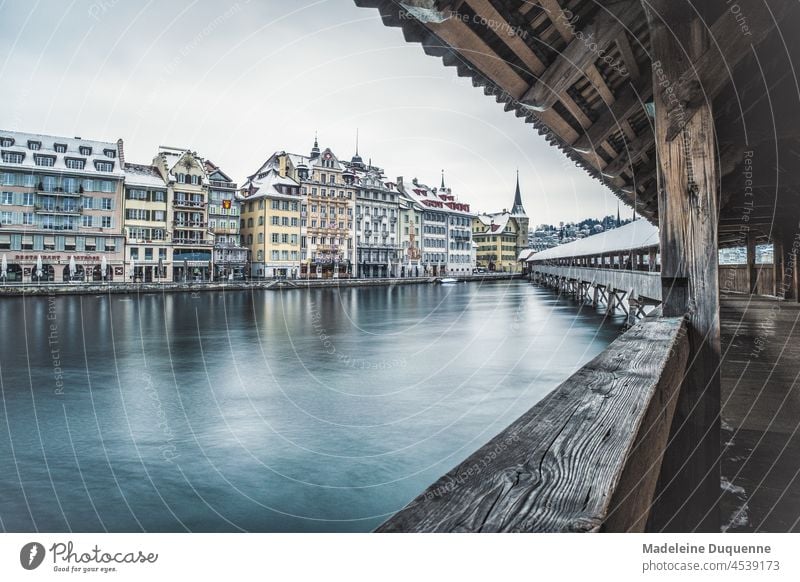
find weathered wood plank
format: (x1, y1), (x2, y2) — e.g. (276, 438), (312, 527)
(646, 1), (721, 533)
(377, 317), (688, 533)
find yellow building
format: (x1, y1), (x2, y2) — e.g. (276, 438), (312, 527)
(473, 213), (524, 272)
(239, 160), (301, 279)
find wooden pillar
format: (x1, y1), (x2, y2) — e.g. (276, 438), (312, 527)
(746, 232), (758, 295)
(774, 239), (784, 298)
(646, 1), (721, 533)
(649, 247), (657, 272)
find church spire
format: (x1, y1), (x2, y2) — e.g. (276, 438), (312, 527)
(310, 131), (320, 158)
(616, 201), (621, 227)
(351, 128), (363, 165)
(511, 169), (526, 216)
(441, 169), (445, 189)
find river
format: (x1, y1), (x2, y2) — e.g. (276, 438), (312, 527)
(0, 280), (623, 532)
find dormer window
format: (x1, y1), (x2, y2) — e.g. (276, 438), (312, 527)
(1, 151), (24, 163)
(28, 140), (41, 150)
(34, 154), (56, 167)
(79, 146), (92, 156)
(66, 158), (85, 170)
(95, 161), (114, 172)
(54, 143), (67, 153)
(103, 149), (116, 158)
(0, 137), (14, 147)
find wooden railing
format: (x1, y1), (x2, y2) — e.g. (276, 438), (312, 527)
(532, 265), (662, 301)
(377, 317), (689, 532)
(718, 264), (775, 295)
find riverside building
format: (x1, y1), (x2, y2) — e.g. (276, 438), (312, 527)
(239, 155), (302, 279)
(0, 130), (125, 282)
(473, 173), (529, 273)
(346, 152), (402, 278)
(153, 147), (213, 282)
(123, 162), (169, 282)
(205, 160), (247, 280)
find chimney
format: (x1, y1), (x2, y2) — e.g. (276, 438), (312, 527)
(117, 138), (125, 165)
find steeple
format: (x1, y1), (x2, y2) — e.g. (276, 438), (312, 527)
(511, 169), (526, 216)
(441, 169), (446, 190)
(310, 131), (320, 159)
(351, 128), (363, 165)
(616, 202), (621, 227)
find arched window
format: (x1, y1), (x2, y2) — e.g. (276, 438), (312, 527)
(247, 218), (253, 227)
(247, 234), (253, 245)
(258, 216), (264, 226)
(258, 233), (264, 243)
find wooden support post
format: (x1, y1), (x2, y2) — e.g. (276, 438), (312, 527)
(746, 232), (757, 295)
(774, 239), (784, 298)
(649, 247), (657, 272)
(646, 1), (721, 533)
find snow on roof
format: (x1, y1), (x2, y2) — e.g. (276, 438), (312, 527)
(475, 212), (511, 234)
(528, 220), (659, 262)
(0, 129), (124, 177)
(124, 163), (166, 188)
(240, 167), (299, 200)
(518, 249), (535, 261)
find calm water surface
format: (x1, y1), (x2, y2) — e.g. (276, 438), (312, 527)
(0, 281), (623, 532)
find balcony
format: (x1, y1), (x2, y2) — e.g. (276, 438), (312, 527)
(173, 238), (210, 246)
(316, 244), (340, 253)
(212, 227), (239, 235)
(209, 180), (236, 189)
(173, 220), (207, 229)
(36, 187), (81, 197)
(172, 199), (206, 209)
(34, 204), (82, 215)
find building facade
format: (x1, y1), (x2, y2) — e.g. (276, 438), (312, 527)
(123, 162), (169, 282)
(0, 130), (125, 282)
(153, 147), (213, 282)
(348, 155), (402, 278)
(239, 156), (302, 279)
(473, 174), (529, 273)
(396, 178), (423, 277)
(279, 139), (355, 278)
(205, 160), (247, 280)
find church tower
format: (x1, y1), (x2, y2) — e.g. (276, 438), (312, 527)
(511, 170), (529, 254)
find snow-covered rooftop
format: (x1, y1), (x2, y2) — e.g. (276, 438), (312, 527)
(124, 163), (166, 188)
(0, 129), (124, 178)
(528, 220), (659, 261)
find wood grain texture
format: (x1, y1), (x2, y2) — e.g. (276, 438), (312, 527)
(376, 317), (688, 533)
(646, 1), (721, 533)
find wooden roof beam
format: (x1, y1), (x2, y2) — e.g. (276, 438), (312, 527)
(602, 129), (654, 178)
(572, 76), (653, 154)
(521, 1), (639, 110)
(661, 0), (795, 141)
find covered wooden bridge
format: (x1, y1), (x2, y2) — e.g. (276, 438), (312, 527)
(355, 0), (800, 531)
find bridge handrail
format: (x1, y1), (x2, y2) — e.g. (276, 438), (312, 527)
(377, 316), (689, 532)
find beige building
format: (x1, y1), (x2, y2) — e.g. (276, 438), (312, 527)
(280, 139), (356, 278)
(152, 147), (213, 282)
(239, 155), (302, 279)
(0, 130), (125, 282)
(123, 163), (169, 282)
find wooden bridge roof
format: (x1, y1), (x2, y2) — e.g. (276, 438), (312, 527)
(354, 0), (800, 246)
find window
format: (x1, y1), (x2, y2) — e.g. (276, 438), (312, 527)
(2, 152), (24, 164)
(191, 175), (199, 185)
(258, 233), (264, 243)
(0, 137), (13, 147)
(82, 215), (93, 227)
(28, 141), (41, 150)
(79, 146), (92, 156)
(101, 198), (112, 210)
(281, 234), (288, 243)
(153, 190), (165, 202)
(101, 181), (115, 193)
(258, 216), (264, 226)
(271, 233), (279, 243)
(95, 161), (114, 172)
(1, 192), (12, 205)
(33, 156), (56, 167)
(101, 216), (111, 228)
(130, 247), (139, 260)
(103, 149), (116, 158)
(1, 211), (13, 224)
(145, 248), (153, 261)
(54, 143), (67, 153)
(23, 212), (33, 225)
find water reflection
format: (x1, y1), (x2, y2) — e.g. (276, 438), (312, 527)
(0, 281), (623, 531)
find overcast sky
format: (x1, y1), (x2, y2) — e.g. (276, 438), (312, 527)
(0, 0), (625, 225)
